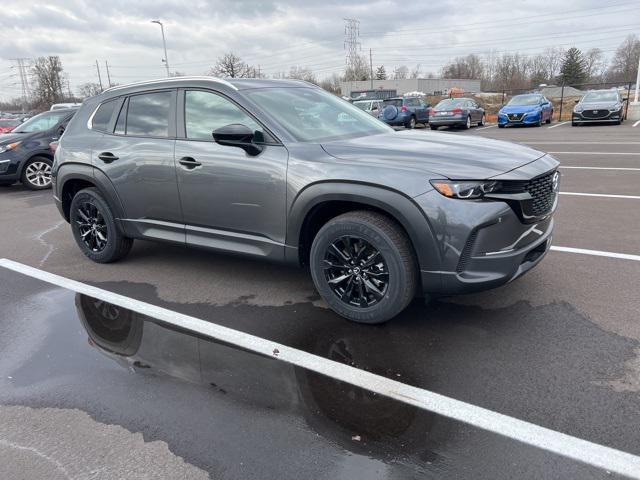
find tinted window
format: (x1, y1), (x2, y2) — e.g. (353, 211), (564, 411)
(92, 100), (117, 132)
(126, 91), (172, 137)
(434, 98), (466, 109)
(114, 99), (127, 135)
(185, 90), (262, 141)
(383, 99), (403, 107)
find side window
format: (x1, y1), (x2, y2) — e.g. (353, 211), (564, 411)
(92, 99), (117, 132)
(126, 91), (172, 137)
(185, 90), (262, 141)
(114, 98), (127, 135)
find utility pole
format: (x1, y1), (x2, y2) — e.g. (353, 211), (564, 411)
(151, 20), (171, 76)
(634, 53), (640, 104)
(369, 48), (373, 89)
(105, 60), (112, 87)
(11, 58), (31, 109)
(95, 60), (104, 91)
(343, 18), (361, 83)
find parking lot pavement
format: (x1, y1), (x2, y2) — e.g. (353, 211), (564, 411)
(0, 122), (639, 478)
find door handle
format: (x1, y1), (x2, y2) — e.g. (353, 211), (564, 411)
(178, 156), (202, 169)
(98, 152), (119, 163)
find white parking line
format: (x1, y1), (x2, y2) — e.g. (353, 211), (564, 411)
(1, 258), (640, 479)
(560, 166), (640, 171)
(560, 192), (640, 199)
(547, 121), (569, 129)
(549, 152), (640, 156)
(551, 246), (640, 262)
(633, 120), (640, 127)
(475, 125), (497, 131)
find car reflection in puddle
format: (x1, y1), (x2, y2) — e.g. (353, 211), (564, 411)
(75, 293), (440, 463)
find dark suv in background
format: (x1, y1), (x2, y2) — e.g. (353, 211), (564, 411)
(53, 77), (559, 324)
(378, 97), (430, 129)
(0, 108), (76, 189)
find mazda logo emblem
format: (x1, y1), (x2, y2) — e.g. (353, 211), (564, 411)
(552, 172), (560, 192)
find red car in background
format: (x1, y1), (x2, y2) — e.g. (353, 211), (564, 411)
(0, 118), (21, 133)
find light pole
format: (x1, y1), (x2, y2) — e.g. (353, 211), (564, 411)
(151, 20), (170, 77)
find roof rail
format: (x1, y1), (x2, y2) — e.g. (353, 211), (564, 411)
(103, 76), (238, 93)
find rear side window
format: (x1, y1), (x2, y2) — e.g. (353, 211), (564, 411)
(126, 91), (172, 137)
(383, 99), (402, 107)
(91, 100), (117, 132)
(184, 90), (262, 141)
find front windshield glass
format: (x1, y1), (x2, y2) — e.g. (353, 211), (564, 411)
(435, 98), (467, 109)
(507, 95), (541, 106)
(582, 91), (619, 103)
(246, 87), (392, 142)
(14, 111), (68, 133)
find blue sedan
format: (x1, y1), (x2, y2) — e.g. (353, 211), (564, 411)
(498, 94), (554, 128)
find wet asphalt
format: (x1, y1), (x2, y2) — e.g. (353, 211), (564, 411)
(0, 121), (639, 479)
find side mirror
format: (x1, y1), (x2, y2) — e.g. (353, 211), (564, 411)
(574, 99), (580, 104)
(212, 124), (263, 156)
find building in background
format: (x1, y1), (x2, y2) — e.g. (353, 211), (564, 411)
(341, 78), (482, 99)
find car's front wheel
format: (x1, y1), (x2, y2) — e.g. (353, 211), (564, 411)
(21, 156), (52, 190)
(70, 188), (133, 263)
(478, 114), (485, 126)
(309, 211), (417, 324)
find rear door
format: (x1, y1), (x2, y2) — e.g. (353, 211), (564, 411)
(174, 89), (288, 259)
(91, 90), (184, 242)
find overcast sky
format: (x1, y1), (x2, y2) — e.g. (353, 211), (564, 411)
(1, 0), (638, 100)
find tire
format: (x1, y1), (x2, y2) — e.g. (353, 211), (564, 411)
(546, 111), (552, 124)
(21, 156), (52, 190)
(309, 211), (418, 324)
(70, 187), (133, 263)
(572, 121), (579, 126)
(478, 114), (485, 126)
(462, 116), (471, 129)
(405, 116), (416, 129)
(430, 125), (439, 130)
(498, 124), (505, 128)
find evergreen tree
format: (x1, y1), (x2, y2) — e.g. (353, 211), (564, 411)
(559, 47), (587, 86)
(375, 65), (387, 80)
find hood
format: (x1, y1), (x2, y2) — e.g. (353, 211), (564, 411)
(578, 101), (619, 109)
(499, 104), (540, 114)
(0, 132), (27, 144)
(321, 131), (546, 179)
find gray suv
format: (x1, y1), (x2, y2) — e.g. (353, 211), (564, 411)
(53, 77), (559, 324)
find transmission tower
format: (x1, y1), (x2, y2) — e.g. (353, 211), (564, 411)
(11, 58), (31, 106)
(343, 18), (361, 77)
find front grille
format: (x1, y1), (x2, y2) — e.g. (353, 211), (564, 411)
(525, 172), (556, 216)
(581, 109), (610, 119)
(507, 113), (524, 121)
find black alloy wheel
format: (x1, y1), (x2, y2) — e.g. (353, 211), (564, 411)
(75, 201), (108, 252)
(323, 235), (389, 308)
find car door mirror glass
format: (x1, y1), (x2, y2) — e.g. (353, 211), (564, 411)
(212, 123), (263, 156)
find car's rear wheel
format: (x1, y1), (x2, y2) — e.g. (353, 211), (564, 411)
(478, 114), (485, 126)
(70, 188), (133, 263)
(309, 211), (417, 324)
(406, 116), (416, 129)
(21, 156), (52, 190)
(462, 115), (471, 129)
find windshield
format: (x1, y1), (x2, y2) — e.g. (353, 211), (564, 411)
(435, 98), (467, 109)
(582, 91), (619, 103)
(246, 87), (392, 142)
(507, 95), (541, 106)
(14, 111), (69, 133)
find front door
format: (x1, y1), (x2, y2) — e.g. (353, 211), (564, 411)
(91, 90), (184, 242)
(174, 89), (288, 259)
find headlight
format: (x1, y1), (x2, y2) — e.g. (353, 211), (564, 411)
(574, 105), (583, 113)
(0, 141), (21, 154)
(430, 180), (500, 199)
(609, 103), (622, 112)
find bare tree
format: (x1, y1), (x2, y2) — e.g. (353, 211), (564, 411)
(32, 56), (64, 108)
(344, 55), (371, 81)
(288, 66), (317, 84)
(210, 52), (258, 78)
(584, 48), (605, 82)
(393, 65), (409, 80)
(319, 73), (342, 95)
(607, 34), (640, 82)
(77, 82), (102, 98)
(410, 64), (422, 79)
(442, 54), (483, 79)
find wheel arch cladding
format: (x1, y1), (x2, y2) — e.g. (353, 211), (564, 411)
(58, 164), (126, 228)
(288, 182), (442, 272)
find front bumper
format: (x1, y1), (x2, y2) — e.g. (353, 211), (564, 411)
(414, 157), (559, 296)
(573, 108), (622, 123)
(0, 150), (22, 181)
(498, 111), (541, 126)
